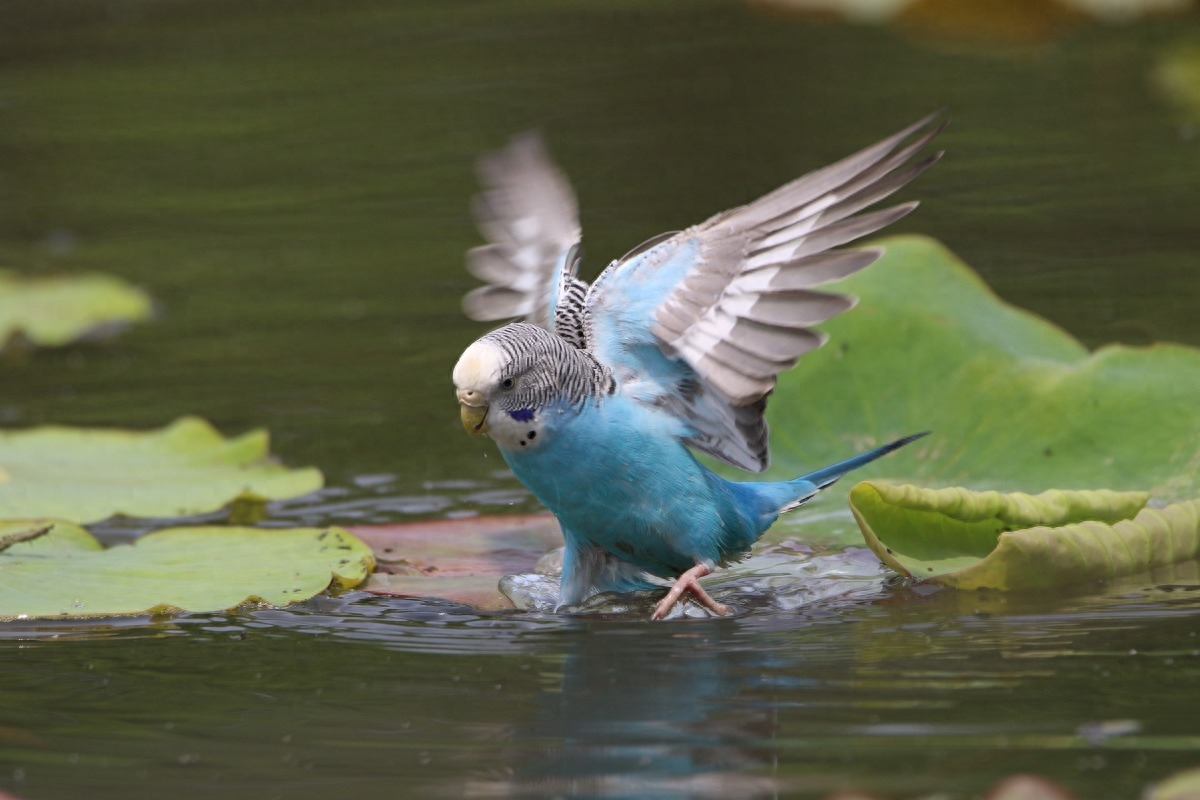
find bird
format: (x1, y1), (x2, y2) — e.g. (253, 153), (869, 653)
(452, 114), (943, 619)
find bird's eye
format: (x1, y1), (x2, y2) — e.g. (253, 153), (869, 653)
(501, 378), (515, 390)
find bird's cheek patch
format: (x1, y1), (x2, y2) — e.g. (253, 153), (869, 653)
(508, 408), (535, 422)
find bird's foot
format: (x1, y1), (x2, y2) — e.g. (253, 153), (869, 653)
(651, 564), (729, 621)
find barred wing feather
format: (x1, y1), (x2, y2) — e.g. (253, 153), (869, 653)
(587, 113), (945, 471)
(462, 132), (590, 347)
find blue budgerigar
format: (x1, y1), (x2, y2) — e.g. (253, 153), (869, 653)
(453, 115), (942, 619)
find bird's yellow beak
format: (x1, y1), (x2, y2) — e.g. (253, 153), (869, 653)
(457, 389), (489, 435)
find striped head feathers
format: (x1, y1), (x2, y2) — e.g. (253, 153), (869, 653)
(453, 322), (613, 450)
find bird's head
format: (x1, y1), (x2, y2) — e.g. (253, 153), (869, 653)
(452, 323), (571, 445)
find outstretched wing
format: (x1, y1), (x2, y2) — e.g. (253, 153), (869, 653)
(585, 113), (945, 472)
(462, 132), (590, 348)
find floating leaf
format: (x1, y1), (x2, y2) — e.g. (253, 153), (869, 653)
(0, 269), (152, 352)
(849, 481), (1200, 590)
(0, 520), (373, 620)
(1145, 767), (1200, 800)
(0, 416), (323, 524)
(0, 520), (95, 555)
(768, 236), (1200, 501)
(355, 514), (562, 610)
(1156, 40), (1200, 122)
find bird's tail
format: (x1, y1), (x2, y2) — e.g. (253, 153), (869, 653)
(780, 431), (929, 513)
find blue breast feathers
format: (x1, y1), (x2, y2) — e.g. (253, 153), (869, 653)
(493, 395), (778, 579)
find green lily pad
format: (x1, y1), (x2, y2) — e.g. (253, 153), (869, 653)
(849, 481), (1200, 590)
(0, 416), (323, 524)
(767, 236), (1200, 501)
(1146, 767), (1200, 800)
(0, 519), (99, 555)
(0, 519), (374, 620)
(1156, 41), (1200, 121)
(0, 269), (152, 352)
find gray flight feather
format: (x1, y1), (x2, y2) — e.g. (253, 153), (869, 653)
(463, 132), (586, 340)
(640, 112), (944, 470)
(460, 114), (944, 473)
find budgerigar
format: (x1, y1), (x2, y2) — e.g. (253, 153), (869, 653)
(453, 114), (942, 619)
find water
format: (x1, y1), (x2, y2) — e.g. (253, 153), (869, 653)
(3, 1), (1200, 797)
(4, 584), (1199, 799)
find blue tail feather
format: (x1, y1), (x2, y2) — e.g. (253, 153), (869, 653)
(719, 432), (930, 556)
(796, 431), (930, 490)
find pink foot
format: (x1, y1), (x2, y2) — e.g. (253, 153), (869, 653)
(651, 563), (730, 620)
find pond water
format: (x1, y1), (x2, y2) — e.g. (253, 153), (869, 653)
(3, 1), (1200, 798)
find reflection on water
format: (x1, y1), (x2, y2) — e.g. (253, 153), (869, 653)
(2, 563), (1199, 798)
(4, 0), (1200, 798)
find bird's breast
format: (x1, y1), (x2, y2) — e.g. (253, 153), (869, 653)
(493, 398), (755, 575)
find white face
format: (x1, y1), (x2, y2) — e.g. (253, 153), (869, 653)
(453, 338), (544, 452)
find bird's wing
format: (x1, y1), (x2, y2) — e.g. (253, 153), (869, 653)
(462, 132), (590, 348)
(585, 113), (945, 472)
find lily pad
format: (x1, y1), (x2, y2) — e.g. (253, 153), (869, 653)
(768, 236), (1200, 501)
(849, 481), (1200, 590)
(1156, 41), (1200, 121)
(0, 269), (152, 352)
(981, 774), (1078, 800)
(0, 416), (323, 524)
(355, 514), (563, 610)
(1146, 767), (1200, 800)
(0, 520), (374, 620)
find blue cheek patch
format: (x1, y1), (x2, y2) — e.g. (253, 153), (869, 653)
(508, 408), (535, 423)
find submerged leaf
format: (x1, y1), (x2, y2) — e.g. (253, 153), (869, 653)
(0, 521), (373, 620)
(768, 236), (1200, 502)
(0, 416), (323, 524)
(982, 774), (1079, 800)
(355, 514), (563, 610)
(849, 481), (1200, 590)
(0, 269), (152, 352)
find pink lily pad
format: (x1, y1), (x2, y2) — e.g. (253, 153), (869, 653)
(983, 775), (1079, 800)
(349, 514), (562, 610)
